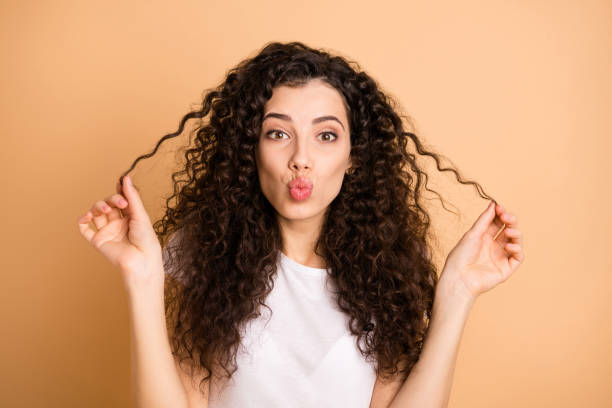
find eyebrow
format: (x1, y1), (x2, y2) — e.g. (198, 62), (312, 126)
(262, 112), (345, 131)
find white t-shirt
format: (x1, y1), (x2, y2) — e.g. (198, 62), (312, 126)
(205, 250), (378, 407)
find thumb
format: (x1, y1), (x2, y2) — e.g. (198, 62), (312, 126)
(470, 200), (497, 236)
(118, 175), (149, 223)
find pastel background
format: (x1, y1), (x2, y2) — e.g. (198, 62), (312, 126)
(1, 0), (610, 406)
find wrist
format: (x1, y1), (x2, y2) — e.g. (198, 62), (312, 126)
(434, 275), (476, 312)
(125, 274), (165, 304)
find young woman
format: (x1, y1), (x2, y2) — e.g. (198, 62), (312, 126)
(77, 41), (524, 408)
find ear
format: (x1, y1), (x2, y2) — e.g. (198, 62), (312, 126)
(345, 159), (355, 176)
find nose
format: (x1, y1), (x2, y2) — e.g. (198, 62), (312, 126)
(288, 138), (312, 172)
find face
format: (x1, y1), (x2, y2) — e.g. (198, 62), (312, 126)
(255, 78), (352, 224)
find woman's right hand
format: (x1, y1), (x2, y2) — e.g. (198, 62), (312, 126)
(77, 175), (164, 293)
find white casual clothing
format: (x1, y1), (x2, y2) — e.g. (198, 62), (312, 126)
(205, 250), (377, 407)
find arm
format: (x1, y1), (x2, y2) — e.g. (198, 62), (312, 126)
(128, 280), (190, 408)
(388, 280), (474, 408)
(175, 356), (211, 408)
(388, 201), (524, 407)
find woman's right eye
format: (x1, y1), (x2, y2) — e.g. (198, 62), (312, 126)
(266, 130), (288, 139)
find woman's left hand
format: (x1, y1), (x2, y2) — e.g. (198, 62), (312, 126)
(438, 201), (525, 303)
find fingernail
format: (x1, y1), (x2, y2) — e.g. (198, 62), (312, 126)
(126, 175), (132, 186)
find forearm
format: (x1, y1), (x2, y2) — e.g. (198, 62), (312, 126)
(128, 282), (189, 408)
(388, 281), (474, 408)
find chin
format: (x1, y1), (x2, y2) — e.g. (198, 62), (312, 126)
(279, 207), (313, 219)
(276, 203), (320, 220)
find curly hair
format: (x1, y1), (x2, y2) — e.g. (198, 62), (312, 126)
(118, 41), (496, 397)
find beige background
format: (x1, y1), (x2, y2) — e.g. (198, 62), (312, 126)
(1, 0), (610, 406)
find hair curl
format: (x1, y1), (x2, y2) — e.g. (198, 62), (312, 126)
(118, 41), (496, 397)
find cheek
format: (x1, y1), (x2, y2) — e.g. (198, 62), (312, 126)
(329, 168), (347, 196)
(255, 151), (282, 193)
(316, 161), (348, 198)
(324, 155), (349, 178)
(257, 153), (278, 178)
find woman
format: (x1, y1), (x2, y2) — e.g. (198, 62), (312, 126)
(77, 41), (524, 407)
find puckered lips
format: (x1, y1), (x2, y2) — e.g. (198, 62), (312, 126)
(287, 176), (313, 200)
(287, 176), (313, 190)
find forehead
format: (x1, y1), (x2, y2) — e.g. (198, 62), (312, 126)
(263, 79), (348, 121)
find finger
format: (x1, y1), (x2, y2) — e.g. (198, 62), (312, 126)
(506, 243), (524, 271)
(92, 200), (111, 230)
(488, 203), (506, 235)
(104, 193), (128, 208)
(505, 242), (521, 253)
(471, 200), (497, 237)
(503, 227), (522, 244)
(103, 193), (129, 222)
(118, 175), (149, 222)
(499, 211), (518, 228)
(494, 203), (506, 227)
(77, 211), (96, 243)
(490, 203), (518, 238)
(495, 203), (518, 228)
(495, 202), (504, 217)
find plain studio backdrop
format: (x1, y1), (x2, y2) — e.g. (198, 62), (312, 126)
(1, 0), (610, 407)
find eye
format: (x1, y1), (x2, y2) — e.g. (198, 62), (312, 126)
(265, 130), (289, 140)
(266, 129), (286, 139)
(318, 132), (338, 142)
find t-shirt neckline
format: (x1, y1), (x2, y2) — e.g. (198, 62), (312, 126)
(279, 250), (328, 275)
